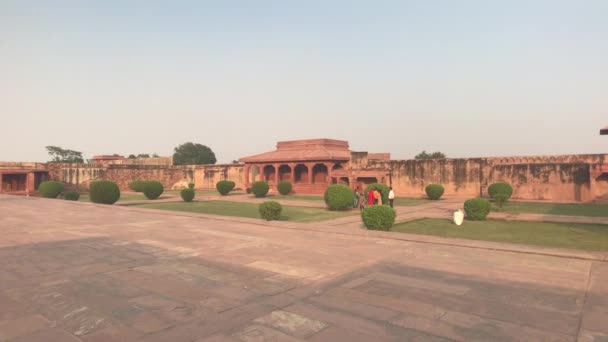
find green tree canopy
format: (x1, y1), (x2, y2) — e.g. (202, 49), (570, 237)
(415, 151), (446, 160)
(173, 142), (217, 165)
(45, 146), (84, 163)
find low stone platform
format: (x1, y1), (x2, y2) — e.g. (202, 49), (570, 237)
(1, 194), (607, 341)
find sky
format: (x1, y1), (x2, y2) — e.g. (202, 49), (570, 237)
(1, 0), (607, 163)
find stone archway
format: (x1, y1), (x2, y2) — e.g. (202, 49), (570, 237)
(294, 164), (308, 183)
(278, 165), (292, 182)
(312, 164), (328, 184)
(263, 165), (276, 182)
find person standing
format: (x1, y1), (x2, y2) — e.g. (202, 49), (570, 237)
(388, 187), (395, 208)
(367, 189), (375, 206)
(374, 189), (382, 205)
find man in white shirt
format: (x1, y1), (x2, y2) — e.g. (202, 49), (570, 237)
(388, 187), (395, 208)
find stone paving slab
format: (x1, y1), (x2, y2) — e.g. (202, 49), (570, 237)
(1, 194), (608, 341)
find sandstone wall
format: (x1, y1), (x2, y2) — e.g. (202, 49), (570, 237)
(378, 154), (607, 202)
(46, 163), (244, 191)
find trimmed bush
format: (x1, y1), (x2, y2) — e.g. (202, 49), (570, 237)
(216, 180), (236, 195)
(63, 191), (80, 201)
(188, 183), (195, 189)
(361, 205), (396, 230)
(251, 181), (269, 198)
(180, 188), (195, 202)
(488, 182), (514, 208)
(259, 201), (282, 221)
(425, 184), (445, 200)
(277, 181), (292, 195)
(246, 187), (252, 194)
(464, 198), (491, 221)
(39, 181), (64, 198)
(129, 180), (146, 192)
(324, 184), (354, 211)
(89, 180), (120, 204)
(142, 181), (164, 200)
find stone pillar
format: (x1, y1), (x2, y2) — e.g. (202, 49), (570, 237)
(0, 172), (3, 193)
(243, 165), (250, 187)
(326, 163), (333, 184)
(306, 163), (315, 184)
(26, 172), (35, 194)
(273, 164), (279, 184)
(289, 163), (296, 183)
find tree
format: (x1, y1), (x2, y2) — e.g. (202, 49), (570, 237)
(136, 153), (150, 158)
(128, 154), (136, 159)
(415, 151), (446, 160)
(46, 146), (84, 163)
(173, 142), (216, 165)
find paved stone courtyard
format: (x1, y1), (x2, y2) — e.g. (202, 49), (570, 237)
(1, 194), (607, 341)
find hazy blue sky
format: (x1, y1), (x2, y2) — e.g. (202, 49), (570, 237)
(1, 0), (607, 163)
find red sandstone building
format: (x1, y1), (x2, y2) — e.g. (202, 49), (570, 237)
(240, 139), (390, 194)
(0, 163), (49, 194)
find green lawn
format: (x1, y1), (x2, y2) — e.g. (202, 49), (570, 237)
(164, 189), (222, 196)
(391, 218), (608, 251)
(494, 202), (608, 217)
(79, 193), (172, 202)
(264, 194), (324, 202)
(135, 201), (355, 222)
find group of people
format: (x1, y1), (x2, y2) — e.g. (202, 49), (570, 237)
(354, 187), (395, 209)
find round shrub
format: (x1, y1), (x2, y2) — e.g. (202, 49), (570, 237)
(89, 180), (120, 204)
(464, 198), (491, 221)
(39, 181), (64, 198)
(324, 184), (354, 211)
(259, 201), (282, 221)
(364, 183), (390, 205)
(143, 181), (164, 200)
(246, 187), (252, 194)
(129, 180), (146, 192)
(216, 180), (236, 196)
(188, 183), (195, 189)
(488, 182), (514, 208)
(277, 181), (292, 195)
(361, 205), (396, 230)
(180, 188), (195, 202)
(63, 191), (80, 201)
(251, 181), (269, 198)
(425, 184), (445, 200)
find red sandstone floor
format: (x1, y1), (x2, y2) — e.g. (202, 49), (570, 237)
(0, 194), (607, 341)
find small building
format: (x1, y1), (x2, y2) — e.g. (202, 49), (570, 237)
(91, 155), (125, 166)
(0, 162), (49, 194)
(239, 139), (390, 194)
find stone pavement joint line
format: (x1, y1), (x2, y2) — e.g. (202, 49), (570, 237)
(1, 194), (607, 341)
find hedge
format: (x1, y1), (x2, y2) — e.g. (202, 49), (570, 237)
(488, 182), (514, 208)
(464, 198), (491, 221)
(216, 180), (236, 196)
(180, 188), (195, 202)
(324, 184), (354, 211)
(425, 184), (445, 200)
(277, 181), (292, 195)
(259, 201), (282, 221)
(89, 180), (120, 204)
(364, 183), (390, 205)
(361, 205), (396, 230)
(129, 180), (146, 192)
(251, 181), (269, 198)
(143, 181), (164, 200)
(63, 191), (80, 201)
(39, 181), (64, 198)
